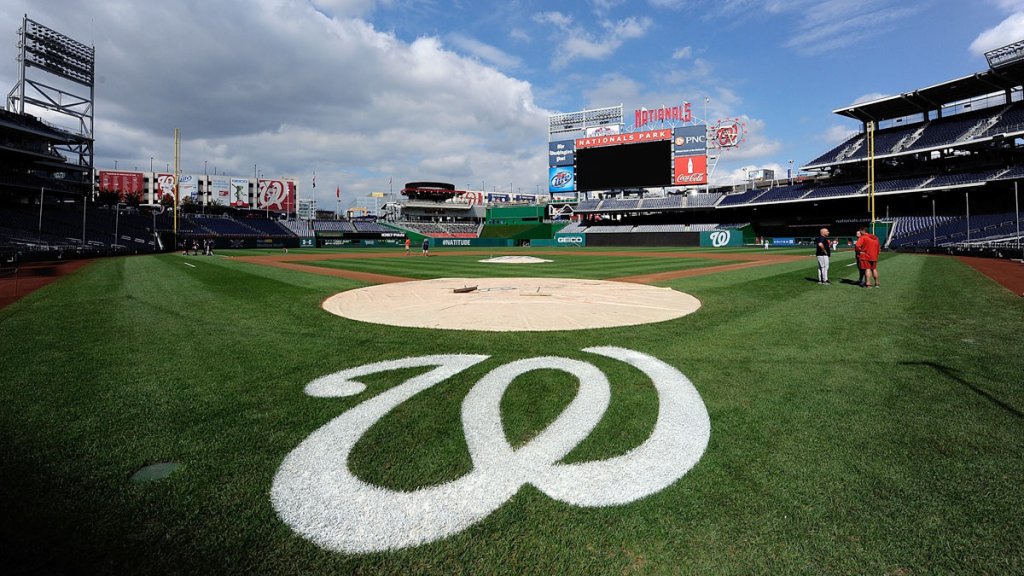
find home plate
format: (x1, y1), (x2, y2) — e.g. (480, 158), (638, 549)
(322, 277), (701, 332)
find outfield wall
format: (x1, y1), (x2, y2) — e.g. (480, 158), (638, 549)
(581, 230), (743, 248)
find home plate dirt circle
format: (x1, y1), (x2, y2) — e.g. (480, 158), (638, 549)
(322, 277), (701, 331)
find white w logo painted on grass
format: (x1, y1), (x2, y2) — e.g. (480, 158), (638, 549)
(271, 347), (711, 553)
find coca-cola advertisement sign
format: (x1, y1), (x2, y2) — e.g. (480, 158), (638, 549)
(674, 156), (707, 185)
(257, 179), (297, 211)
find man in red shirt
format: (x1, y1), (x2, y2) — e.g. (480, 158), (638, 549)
(854, 227), (881, 288)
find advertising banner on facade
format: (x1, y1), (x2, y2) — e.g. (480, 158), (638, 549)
(548, 140), (575, 167)
(673, 126), (707, 156)
(674, 155), (708, 186)
(230, 178), (250, 207)
(156, 173), (176, 203)
(210, 177), (231, 206)
(257, 178), (297, 211)
(584, 125), (620, 137)
(178, 174), (198, 201)
(549, 166), (575, 193)
(98, 171), (145, 199)
(575, 128), (671, 150)
(699, 230), (743, 247)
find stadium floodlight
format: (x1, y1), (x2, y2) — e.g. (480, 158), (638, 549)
(549, 106), (623, 138)
(6, 14), (95, 179)
(985, 39), (1024, 70)
(21, 18), (95, 86)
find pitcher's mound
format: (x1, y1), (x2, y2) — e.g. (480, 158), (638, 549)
(478, 256), (553, 263)
(322, 277), (701, 332)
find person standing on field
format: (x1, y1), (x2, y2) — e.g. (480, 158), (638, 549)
(854, 229), (867, 287)
(855, 226), (881, 288)
(815, 227), (831, 285)
(421, 237), (430, 256)
(405, 237), (411, 256)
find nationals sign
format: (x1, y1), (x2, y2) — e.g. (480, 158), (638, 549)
(575, 129), (671, 149)
(635, 103), (692, 128)
(272, 347), (711, 553)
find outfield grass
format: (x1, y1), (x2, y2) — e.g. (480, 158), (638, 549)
(0, 248), (1021, 575)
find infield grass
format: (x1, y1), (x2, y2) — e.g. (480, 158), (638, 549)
(0, 247), (1021, 575)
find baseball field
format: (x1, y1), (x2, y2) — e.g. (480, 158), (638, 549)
(1, 247), (1021, 574)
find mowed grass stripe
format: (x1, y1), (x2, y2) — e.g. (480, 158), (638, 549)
(306, 254), (735, 280)
(0, 250), (1021, 575)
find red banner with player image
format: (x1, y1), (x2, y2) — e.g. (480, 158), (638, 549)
(257, 179), (297, 211)
(674, 155), (708, 186)
(98, 171), (145, 200)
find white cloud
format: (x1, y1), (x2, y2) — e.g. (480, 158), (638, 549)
(534, 11), (573, 28)
(448, 33), (522, 70)
(0, 0), (552, 207)
(672, 46), (693, 60)
(778, 1), (923, 56)
(592, 0), (626, 14)
(822, 125), (858, 144)
(852, 92), (890, 105)
(992, 0), (1024, 11)
(509, 28), (531, 43)
(970, 12), (1024, 56)
(649, 0), (687, 8)
(311, 0), (391, 18)
(548, 16), (653, 69)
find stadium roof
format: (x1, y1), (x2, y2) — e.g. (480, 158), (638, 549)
(833, 67), (1024, 123)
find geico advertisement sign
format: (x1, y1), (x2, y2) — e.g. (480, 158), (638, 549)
(556, 235), (585, 245)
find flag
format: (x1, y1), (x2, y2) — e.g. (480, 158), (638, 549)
(336, 186), (340, 200)
(312, 171), (316, 189)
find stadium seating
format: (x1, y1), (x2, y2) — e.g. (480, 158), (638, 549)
(313, 220), (356, 232)
(890, 212), (1024, 247)
(874, 176), (932, 193)
(632, 224), (689, 232)
(639, 196), (685, 210)
(687, 192), (723, 207)
(804, 183), (864, 199)
(923, 169), (1001, 189)
(600, 198), (641, 211)
(280, 219), (313, 236)
(557, 221), (587, 233)
(749, 184), (810, 204)
(717, 188), (766, 206)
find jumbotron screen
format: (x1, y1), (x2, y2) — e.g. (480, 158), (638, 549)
(575, 140), (673, 191)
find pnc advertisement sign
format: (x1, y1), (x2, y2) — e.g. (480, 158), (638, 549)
(548, 140), (575, 167)
(673, 126), (707, 156)
(549, 166), (575, 193)
(674, 155), (708, 186)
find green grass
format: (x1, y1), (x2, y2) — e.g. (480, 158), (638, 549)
(305, 252), (736, 279)
(0, 248), (1022, 575)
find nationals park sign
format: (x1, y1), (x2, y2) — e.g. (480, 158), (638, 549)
(272, 346), (711, 553)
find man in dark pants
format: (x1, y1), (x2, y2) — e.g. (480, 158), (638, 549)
(815, 227), (831, 285)
(854, 229), (867, 287)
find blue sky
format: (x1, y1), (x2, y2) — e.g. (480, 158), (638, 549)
(1, 0), (1021, 207)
